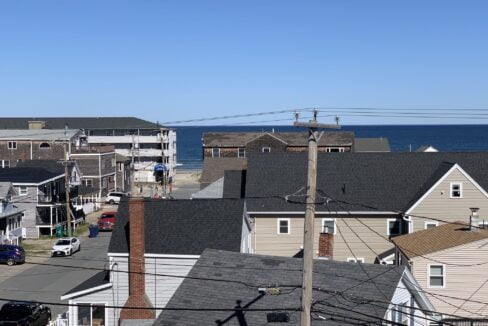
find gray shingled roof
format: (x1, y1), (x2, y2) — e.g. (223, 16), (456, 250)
(246, 152), (488, 213)
(223, 170), (246, 198)
(0, 117), (162, 129)
(202, 131), (354, 147)
(0, 129), (79, 141)
(154, 249), (406, 325)
(16, 160), (75, 174)
(354, 138), (391, 152)
(192, 178), (224, 198)
(0, 182), (13, 199)
(0, 168), (63, 184)
(63, 270), (110, 297)
(200, 157), (247, 187)
(108, 198), (245, 255)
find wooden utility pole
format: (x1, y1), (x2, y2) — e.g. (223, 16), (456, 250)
(64, 139), (72, 237)
(294, 110), (340, 326)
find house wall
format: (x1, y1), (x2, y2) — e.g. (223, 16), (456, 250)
(385, 279), (431, 325)
(115, 162), (131, 192)
(410, 238), (488, 318)
(68, 255), (198, 326)
(250, 215), (396, 263)
(409, 168), (488, 232)
(246, 134), (287, 153)
(0, 140), (66, 166)
(72, 153), (116, 197)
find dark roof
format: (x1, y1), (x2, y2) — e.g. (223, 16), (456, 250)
(63, 270), (110, 296)
(223, 170), (246, 198)
(108, 198), (245, 255)
(0, 117), (162, 129)
(155, 249), (406, 325)
(245, 152), (488, 213)
(200, 157), (247, 187)
(0, 168), (63, 183)
(354, 138), (391, 152)
(16, 160), (74, 174)
(115, 153), (130, 163)
(202, 131), (354, 147)
(392, 222), (488, 259)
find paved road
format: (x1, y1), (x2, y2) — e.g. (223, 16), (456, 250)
(0, 232), (112, 317)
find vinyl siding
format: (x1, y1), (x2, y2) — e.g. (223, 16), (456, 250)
(386, 279), (430, 325)
(409, 168), (488, 232)
(411, 238), (488, 318)
(251, 215), (395, 264)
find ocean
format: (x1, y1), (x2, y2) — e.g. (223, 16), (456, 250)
(172, 125), (488, 170)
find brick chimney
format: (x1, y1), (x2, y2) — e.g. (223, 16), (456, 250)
(119, 198), (155, 322)
(318, 227), (333, 259)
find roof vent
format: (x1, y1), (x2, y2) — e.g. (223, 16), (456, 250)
(267, 312), (290, 323)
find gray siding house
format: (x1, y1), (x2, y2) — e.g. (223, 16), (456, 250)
(61, 198), (250, 326)
(0, 182), (24, 245)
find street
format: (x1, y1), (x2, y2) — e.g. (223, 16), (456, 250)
(0, 232), (111, 317)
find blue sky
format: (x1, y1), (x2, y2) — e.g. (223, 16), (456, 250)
(1, 1), (487, 125)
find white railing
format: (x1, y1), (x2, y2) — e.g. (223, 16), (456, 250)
(49, 316), (68, 326)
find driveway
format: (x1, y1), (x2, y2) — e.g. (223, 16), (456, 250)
(0, 231), (112, 317)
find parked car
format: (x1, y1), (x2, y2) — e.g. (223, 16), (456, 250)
(0, 301), (51, 326)
(97, 211), (117, 231)
(51, 237), (80, 257)
(0, 245), (25, 266)
(104, 192), (128, 205)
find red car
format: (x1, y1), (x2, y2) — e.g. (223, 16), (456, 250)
(97, 211), (117, 231)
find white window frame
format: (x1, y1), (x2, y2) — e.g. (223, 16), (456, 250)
(83, 179), (93, 187)
(321, 218), (337, 235)
(238, 147), (246, 158)
(75, 302), (108, 326)
(1, 160), (9, 168)
(7, 141), (17, 150)
(428, 264), (446, 288)
(450, 182), (463, 198)
(326, 147), (345, 153)
(262, 147), (271, 153)
(18, 186), (27, 196)
(212, 148), (220, 158)
(277, 218), (290, 235)
(39, 142), (51, 149)
(424, 221), (439, 229)
(387, 218), (401, 236)
(346, 257), (364, 263)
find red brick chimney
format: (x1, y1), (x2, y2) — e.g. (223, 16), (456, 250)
(318, 227), (333, 259)
(119, 198), (155, 321)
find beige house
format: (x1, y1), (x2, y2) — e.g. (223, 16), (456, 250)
(392, 221), (488, 319)
(244, 152), (488, 264)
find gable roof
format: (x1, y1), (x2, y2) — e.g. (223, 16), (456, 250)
(108, 198), (245, 255)
(202, 131), (354, 148)
(16, 160), (76, 175)
(192, 177), (224, 198)
(154, 249), (407, 325)
(0, 168), (63, 184)
(200, 157), (247, 187)
(354, 138), (391, 152)
(0, 129), (79, 141)
(245, 152), (488, 213)
(392, 222), (488, 259)
(61, 270), (110, 299)
(0, 182), (14, 199)
(223, 170), (246, 198)
(0, 117), (162, 130)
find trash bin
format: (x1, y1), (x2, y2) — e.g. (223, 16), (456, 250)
(55, 224), (64, 238)
(88, 224), (99, 238)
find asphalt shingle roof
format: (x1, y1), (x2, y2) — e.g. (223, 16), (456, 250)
(223, 170), (246, 198)
(63, 270), (110, 296)
(200, 157), (247, 187)
(16, 160), (74, 174)
(0, 129), (79, 141)
(245, 152), (488, 213)
(0, 117), (162, 129)
(108, 198), (245, 255)
(354, 138), (391, 152)
(154, 249), (406, 325)
(0, 168), (63, 184)
(392, 222), (488, 259)
(0, 182), (13, 199)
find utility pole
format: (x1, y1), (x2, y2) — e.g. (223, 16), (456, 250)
(294, 110), (340, 326)
(63, 126), (72, 237)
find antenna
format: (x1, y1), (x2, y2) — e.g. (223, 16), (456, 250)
(335, 115), (340, 125)
(294, 111), (299, 122)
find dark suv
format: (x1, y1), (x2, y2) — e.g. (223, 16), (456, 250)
(0, 301), (51, 326)
(0, 245), (25, 266)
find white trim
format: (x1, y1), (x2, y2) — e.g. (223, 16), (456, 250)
(107, 252), (201, 259)
(346, 257), (364, 263)
(262, 147), (271, 153)
(427, 264), (446, 289)
(245, 132), (288, 145)
(380, 253), (395, 265)
(387, 218), (401, 236)
(406, 164), (488, 214)
(60, 283), (112, 300)
(277, 218), (291, 234)
(450, 182), (463, 198)
(248, 211), (397, 215)
(401, 269), (437, 312)
(82, 172), (116, 178)
(424, 221), (439, 229)
(71, 152), (116, 156)
(321, 218), (337, 235)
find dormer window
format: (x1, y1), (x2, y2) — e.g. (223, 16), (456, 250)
(262, 147), (271, 153)
(450, 182), (462, 198)
(39, 142), (51, 149)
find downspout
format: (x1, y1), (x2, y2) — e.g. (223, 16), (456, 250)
(30, 141), (33, 160)
(402, 214), (412, 234)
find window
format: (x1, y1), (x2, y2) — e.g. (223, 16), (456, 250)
(212, 148), (220, 158)
(326, 147), (345, 153)
(39, 142), (51, 148)
(262, 147), (271, 153)
(77, 303), (106, 326)
(18, 186), (27, 196)
(346, 257), (364, 263)
(238, 148), (246, 158)
(83, 179), (93, 187)
(395, 302), (409, 325)
(322, 218), (336, 234)
(429, 265), (445, 288)
(1, 160), (9, 168)
(450, 182), (462, 198)
(425, 221), (438, 229)
(117, 162), (123, 172)
(7, 141), (16, 150)
(387, 219), (401, 237)
(277, 218), (290, 234)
